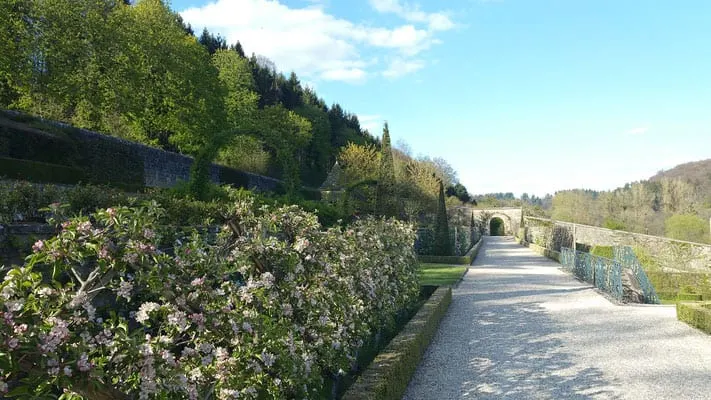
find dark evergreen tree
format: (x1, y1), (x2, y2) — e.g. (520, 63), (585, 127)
(446, 183), (471, 203)
(282, 72), (303, 110)
(198, 28), (227, 54)
(376, 122), (396, 217)
(434, 180), (451, 255)
(230, 41), (245, 57)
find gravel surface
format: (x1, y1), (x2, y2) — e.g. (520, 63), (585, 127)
(403, 236), (711, 400)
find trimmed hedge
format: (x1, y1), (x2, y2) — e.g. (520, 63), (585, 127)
(418, 237), (482, 265)
(0, 114), (145, 188)
(342, 286), (452, 400)
(520, 239), (561, 262)
(216, 165), (251, 188)
(0, 157), (85, 184)
(647, 271), (711, 296)
(677, 302), (711, 334)
(590, 245), (614, 259)
(0, 119), (80, 166)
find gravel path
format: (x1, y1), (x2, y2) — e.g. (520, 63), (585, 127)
(404, 236), (711, 400)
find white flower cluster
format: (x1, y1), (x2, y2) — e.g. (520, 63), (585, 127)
(0, 196), (420, 398)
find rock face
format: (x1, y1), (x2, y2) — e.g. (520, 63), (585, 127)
(622, 268), (645, 303)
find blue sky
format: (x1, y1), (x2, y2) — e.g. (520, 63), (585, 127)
(175, 0), (711, 196)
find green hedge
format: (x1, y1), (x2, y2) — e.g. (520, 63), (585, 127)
(677, 302), (711, 334)
(590, 245), (614, 259)
(525, 241), (561, 262)
(0, 115), (144, 188)
(0, 120), (81, 166)
(647, 271), (711, 295)
(0, 157), (85, 184)
(342, 286), (452, 400)
(217, 166), (251, 189)
(418, 238), (482, 265)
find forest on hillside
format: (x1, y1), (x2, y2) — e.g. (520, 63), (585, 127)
(0, 0), (473, 207)
(549, 161), (711, 244)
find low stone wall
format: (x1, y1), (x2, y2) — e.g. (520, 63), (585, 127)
(342, 286), (452, 400)
(522, 217), (711, 272)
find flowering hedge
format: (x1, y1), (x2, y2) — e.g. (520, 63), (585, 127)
(0, 194), (420, 399)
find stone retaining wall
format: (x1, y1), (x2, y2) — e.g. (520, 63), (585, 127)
(522, 216), (711, 272)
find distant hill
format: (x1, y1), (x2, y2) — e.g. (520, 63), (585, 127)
(650, 158), (711, 198)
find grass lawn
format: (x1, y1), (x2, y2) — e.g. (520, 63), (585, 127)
(418, 263), (468, 286)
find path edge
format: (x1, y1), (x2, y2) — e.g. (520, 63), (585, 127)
(342, 286), (452, 400)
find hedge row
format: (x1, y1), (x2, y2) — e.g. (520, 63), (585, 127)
(0, 121), (80, 166)
(647, 271), (711, 295)
(342, 286), (452, 400)
(0, 157), (85, 185)
(516, 238), (561, 262)
(0, 114), (145, 188)
(658, 291), (706, 301)
(677, 302), (711, 334)
(418, 237), (482, 265)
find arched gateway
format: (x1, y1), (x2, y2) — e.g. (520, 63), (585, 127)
(449, 207), (523, 236)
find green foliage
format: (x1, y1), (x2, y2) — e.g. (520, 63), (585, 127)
(418, 237), (482, 265)
(632, 245), (661, 270)
(376, 123), (397, 217)
(433, 181), (451, 256)
(0, 157), (85, 185)
(418, 265), (467, 286)
(647, 271), (711, 298)
(665, 214), (709, 243)
(1, 0), (466, 213)
(0, 119), (80, 165)
(677, 302), (711, 335)
(297, 200), (344, 227)
(590, 246), (615, 259)
(342, 287), (452, 400)
(0, 114), (145, 188)
(295, 104), (332, 186)
(0, 180), (61, 223)
(489, 217), (505, 236)
(0, 198), (421, 397)
(217, 135), (270, 175)
(446, 183), (471, 203)
(257, 104), (312, 195)
(603, 218), (626, 230)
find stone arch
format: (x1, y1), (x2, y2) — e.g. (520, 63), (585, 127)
(489, 217), (506, 236)
(487, 213), (513, 236)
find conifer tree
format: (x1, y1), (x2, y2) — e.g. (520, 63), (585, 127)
(376, 122), (397, 217)
(434, 180), (451, 255)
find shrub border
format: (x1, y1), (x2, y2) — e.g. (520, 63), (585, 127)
(341, 286), (452, 400)
(417, 237), (483, 265)
(516, 237), (561, 262)
(677, 302), (711, 334)
(0, 156), (85, 184)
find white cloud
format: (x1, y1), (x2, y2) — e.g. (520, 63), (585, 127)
(321, 68), (367, 83)
(358, 114), (384, 134)
(625, 127), (649, 135)
(368, 0), (455, 31)
(180, 0), (450, 83)
(383, 58), (425, 78)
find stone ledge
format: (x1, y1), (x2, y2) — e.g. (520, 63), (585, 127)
(342, 286), (452, 400)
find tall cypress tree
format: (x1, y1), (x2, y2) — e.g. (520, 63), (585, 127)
(376, 122), (396, 217)
(434, 180), (451, 255)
